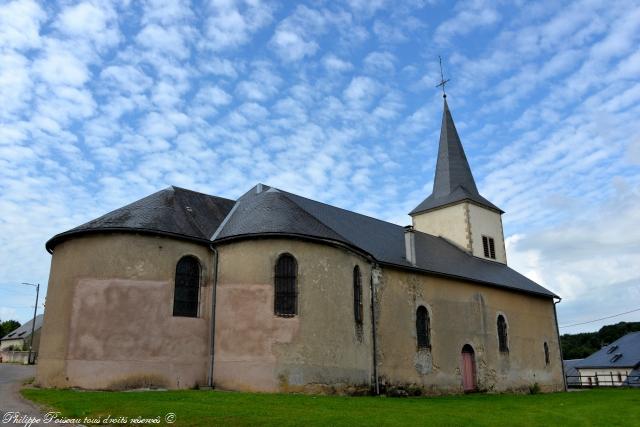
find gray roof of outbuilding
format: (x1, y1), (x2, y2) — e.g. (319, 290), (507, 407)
(563, 359), (584, 385)
(410, 99), (503, 215)
(575, 332), (640, 369)
(624, 368), (640, 387)
(46, 186), (235, 252)
(214, 184), (556, 298)
(1, 314), (44, 340)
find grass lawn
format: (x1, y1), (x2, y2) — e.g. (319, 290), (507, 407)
(22, 388), (639, 427)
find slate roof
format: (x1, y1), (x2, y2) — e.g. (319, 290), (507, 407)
(1, 314), (44, 341)
(563, 359), (584, 386)
(46, 182), (556, 299)
(411, 99), (503, 215)
(46, 186), (235, 252)
(575, 332), (640, 369)
(624, 368), (640, 387)
(214, 184), (556, 298)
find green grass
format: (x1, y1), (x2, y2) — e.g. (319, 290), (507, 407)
(21, 388), (640, 427)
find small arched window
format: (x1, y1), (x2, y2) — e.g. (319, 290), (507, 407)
(544, 342), (550, 365)
(173, 256), (200, 317)
(416, 305), (431, 349)
(497, 314), (508, 352)
(274, 254), (297, 317)
(353, 266), (363, 325)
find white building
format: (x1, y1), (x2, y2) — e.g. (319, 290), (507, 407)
(574, 332), (640, 387)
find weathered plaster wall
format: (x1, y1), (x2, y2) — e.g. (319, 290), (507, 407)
(376, 267), (564, 393)
(214, 239), (373, 392)
(468, 203), (507, 264)
(36, 232), (560, 395)
(36, 233), (213, 389)
(412, 203), (470, 251)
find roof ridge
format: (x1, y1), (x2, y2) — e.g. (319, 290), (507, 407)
(279, 189), (407, 230)
(170, 185), (235, 202)
(280, 192), (356, 247)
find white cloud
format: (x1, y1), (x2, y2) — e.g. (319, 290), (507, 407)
(204, 0), (273, 51)
(269, 5), (326, 62)
(100, 65), (153, 94)
(270, 29), (318, 62)
(434, 0), (500, 45)
(33, 42), (90, 87)
(0, 51), (33, 119)
(322, 54), (352, 73)
(136, 24), (190, 59)
(364, 51), (395, 74)
(0, 0), (46, 50)
(55, 1), (120, 50)
(343, 76), (379, 105)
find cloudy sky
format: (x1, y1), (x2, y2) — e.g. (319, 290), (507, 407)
(1, 0), (639, 334)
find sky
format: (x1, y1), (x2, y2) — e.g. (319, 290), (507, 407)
(0, 0), (639, 335)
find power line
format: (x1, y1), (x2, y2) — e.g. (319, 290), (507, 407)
(560, 307), (640, 328)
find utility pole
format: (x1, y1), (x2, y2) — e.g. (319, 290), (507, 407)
(21, 282), (40, 365)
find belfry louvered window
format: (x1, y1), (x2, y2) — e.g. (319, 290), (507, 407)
(275, 254), (297, 317)
(173, 256), (200, 317)
(482, 236), (496, 259)
(497, 314), (508, 352)
(416, 306), (431, 350)
(353, 266), (363, 325)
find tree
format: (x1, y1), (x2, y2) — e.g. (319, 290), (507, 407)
(0, 320), (21, 338)
(561, 321), (640, 359)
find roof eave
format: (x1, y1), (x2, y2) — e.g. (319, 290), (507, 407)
(410, 198), (504, 216)
(46, 228), (212, 253)
(576, 364), (637, 369)
(377, 260), (558, 299)
(212, 232), (375, 261)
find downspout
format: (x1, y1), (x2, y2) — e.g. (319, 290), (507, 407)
(369, 263), (380, 395)
(207, 244), (219, 388)
(553, 297), (567, 391)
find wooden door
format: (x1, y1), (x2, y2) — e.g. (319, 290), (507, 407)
(461, 344), (477, 392)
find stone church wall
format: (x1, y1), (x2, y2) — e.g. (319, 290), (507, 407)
(376, 267), (564, 393)
(214, 238), (374, 393)
(36, 233), (563, 394)
(36, 233), (213, 389)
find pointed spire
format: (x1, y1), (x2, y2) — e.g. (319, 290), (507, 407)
(410, 98), (503, 215)
(432, 98), (478, 197)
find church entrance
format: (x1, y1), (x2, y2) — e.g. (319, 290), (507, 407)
(461, 344), (477, 392)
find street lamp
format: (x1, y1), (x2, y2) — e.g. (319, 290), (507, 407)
(20, 282), (40, 365)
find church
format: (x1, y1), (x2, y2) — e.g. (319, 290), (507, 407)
(36, 98), (565, 394)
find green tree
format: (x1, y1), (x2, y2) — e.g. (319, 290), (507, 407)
(0, 320), (21, 338)
(561, 321), (640, 359)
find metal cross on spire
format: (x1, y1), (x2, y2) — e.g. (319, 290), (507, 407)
(436, 55), (450, 98)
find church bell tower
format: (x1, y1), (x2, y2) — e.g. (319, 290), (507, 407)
(410, 98), (507, 264)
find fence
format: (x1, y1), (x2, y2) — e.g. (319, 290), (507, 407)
(566, 374), (640, 388)
(0, 350), (37, 364)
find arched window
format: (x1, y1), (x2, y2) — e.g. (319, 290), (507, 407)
(353, 266), (363, 325)
(274, 254), (297, 316)
(544, 342), (550, 365)
(173, 256), (200, 317)
(497, 314), (508, 352)
(416, 305), (431, 349)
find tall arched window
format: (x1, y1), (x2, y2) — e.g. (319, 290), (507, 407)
(353, 266), (363, 325)
(497, 314), (508, 352)
(173, 256), (200, 317)
(274, 254), (297, 316)
(544, 342), (550, 366)
(416, 305), (431, 349)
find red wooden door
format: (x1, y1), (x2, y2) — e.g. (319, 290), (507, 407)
(461, 345), (476, 392)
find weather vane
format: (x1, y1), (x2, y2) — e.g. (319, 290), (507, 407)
(436, 55), (450, 98)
